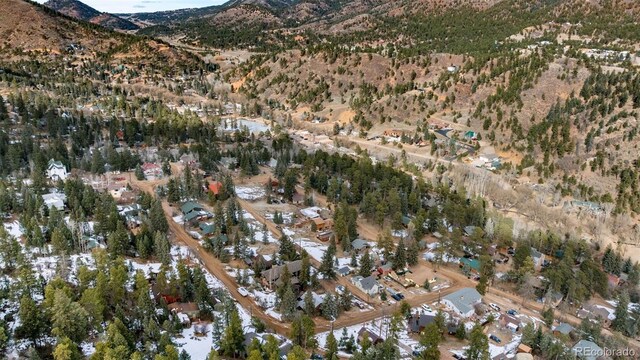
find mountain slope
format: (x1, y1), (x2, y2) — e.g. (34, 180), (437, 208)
(44, 0), (139, 30)
(0, 0), (200, 72)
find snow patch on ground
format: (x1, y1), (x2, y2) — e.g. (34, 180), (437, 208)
(235, 186), (266, 201)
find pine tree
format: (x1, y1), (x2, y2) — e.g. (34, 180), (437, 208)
(359, 251), (373, 277)
(393, 237), (406, 270)
(419, 323), (441, 359)
(154, 232), (172, 266)
(407, 240), (419, 267)
(465, 324), (490, 360)
(612, 291), (630, 333)
(300, 253), (311, 287)
(339, 288), (353, 311)
(322, 293), (338, 320)
(149, 200), (168, 234)
(135, 165), (145, 180)
(16, 296), (46, 345)
(350, 252), (358, 267)
(320, 248), (336, 280)
(325, 331), (338, 360)
(221, 309), (245, 358)
(303, 290), (315, 316)
(51, 290), (90, 344)
(0, 95), (7, 123)
(280, 286), (297, 321)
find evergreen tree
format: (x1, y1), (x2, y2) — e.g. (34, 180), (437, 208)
(149, 200), (169, 234)
(221, 309), (245, 358)
(51, 290), (90, 344)
(16, 296), (46, 345)
(465, 324), (490, 360)
(350, 252), (358, 268)
(407, 240), (419, 267)
(320, 248), (337, 280)
(339, 288), (353, 311)
(303, 290), (315, 316)
(612, 290), (630, 333)
(393, 237), (406, 270)
(325, 331), (338, 360)
(135, 165), (145, 180)
(419, 323), (441, 360)
(359, 251), (373, 277)
(322, 293), (338, 320)
(280, 286), (297, 321)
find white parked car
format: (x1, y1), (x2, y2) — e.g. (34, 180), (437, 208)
(336, 285), (345, 294)
(489, 303), (501, 312)
(238, 287), (249, 297)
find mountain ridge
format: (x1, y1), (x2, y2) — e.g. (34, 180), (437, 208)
(44, 0), (139, 30)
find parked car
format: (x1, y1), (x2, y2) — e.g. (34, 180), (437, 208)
(507, 309), (518, 316)
(489, 334), (501, 343)
(489, 303), (501, 312)
(421, 304), (433, 312)
(237, 287), (249, 297)
(335, 285), (345, 294)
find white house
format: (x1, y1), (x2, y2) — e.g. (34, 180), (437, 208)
(46, 159), (68, 181)
(442, 288), (482, 318)
(351, 275), (381, 297)
(42, 192), (66, 211)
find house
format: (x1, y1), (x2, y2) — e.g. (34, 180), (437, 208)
(141, 162), (162, 178)
(442, 288), (482, 318)
(291, 193), (304, 205)
(181, 201), (203, 216)
(118, 204), (144, 228)
(357, 327), (384, 345)
(377, 263), (393, 276)
(300, 206), (322, 219)
(463, 131), (478, 141)
(572, 340), (604, 360)
(180, 153), (198, 167)
(408, 313), (436, 333)
(553, 323), (574, 336)
(208, 181), (223, 196)
(108, 184), (127, 200)
(312, 217), (333, 231)
(499, 314), (520, 333)
(517, 344), (532, 354)
(447, 65), (459, 73)
(46, 159), (68, 181)
(459, 258), (481, 273)
(351, 239), (370, 252)
(199, 222), (216, 237)
(337, 266), (352, 277)
(351, 275), (381, 297)
(531, 248), (546, 271)
(261, 260), (302, 289)
(316, 230), (333, 242)
(383, 129), (405, 138)
(167, 302), (200, 320)
(42, 192), (67, 211)
(296, 291), (325, 311)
